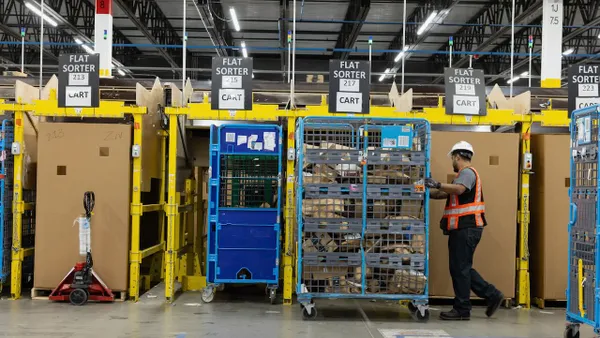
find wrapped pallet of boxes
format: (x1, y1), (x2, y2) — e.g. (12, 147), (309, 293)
(428, 132), (519, 298)
(530, 134), (570, 304)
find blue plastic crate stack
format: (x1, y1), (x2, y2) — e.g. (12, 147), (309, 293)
(565, 105), (600, 338)
(204, 124), (283, 304)
(295, 117), (431, 320)
(0, 119), (35, 290)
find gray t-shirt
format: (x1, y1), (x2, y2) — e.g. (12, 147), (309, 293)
(453, 168), (476, 193)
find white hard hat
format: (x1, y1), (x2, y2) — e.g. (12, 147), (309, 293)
(448, 141), (474, 157)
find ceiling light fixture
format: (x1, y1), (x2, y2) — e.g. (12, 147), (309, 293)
(417, 11), (438, 35)
(394, 45), (410, 62)
(241, 41), (248, 58)
(230, 7), (241, 32)
(25, 2), (58, 27)
(562, 48), (574, 55)
(75, 38), (95, 54)
(379, 68), (390, 82)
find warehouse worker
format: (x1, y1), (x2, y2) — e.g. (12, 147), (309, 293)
(424, 141), (504, 321)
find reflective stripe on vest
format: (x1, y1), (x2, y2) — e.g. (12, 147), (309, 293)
(443, 167), (485, 230)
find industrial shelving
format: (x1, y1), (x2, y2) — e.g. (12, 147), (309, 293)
(165, 93), (570, 308)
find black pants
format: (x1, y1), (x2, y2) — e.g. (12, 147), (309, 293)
(448, 227), (500, 315)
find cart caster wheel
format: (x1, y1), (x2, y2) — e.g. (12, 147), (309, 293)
(269, 289), (277, 305)
(414, 309), (430, 322)
(407, 302), (417, 313)
(302, 305), (317, 320)
(216, 284), (225, 292)
(69, 289), (88, 306)
(201, 288), (215, 303)
(564, 324), (580, 338)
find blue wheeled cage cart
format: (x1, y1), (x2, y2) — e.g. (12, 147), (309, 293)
(0, 119), (35, 292)
(204, 124), (283, 304)
(295, 117), (431, 320)
(565, 105), (600, 338)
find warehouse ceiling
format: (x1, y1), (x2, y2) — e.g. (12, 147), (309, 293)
(1, 0), (600, 86)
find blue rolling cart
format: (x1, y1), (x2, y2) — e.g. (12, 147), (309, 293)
(296, 117), (431, 320)
(566, 105), (600, 337)
(204, 124), (283, 304)
(0, 119), (35, 292)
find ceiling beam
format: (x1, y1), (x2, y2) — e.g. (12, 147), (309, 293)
(332, 0), (370, 60)
(194, 0), (234, 57)
(113, 0), (183, 71)
(491, 2), (600, 82)
(430, 0), (543, 83)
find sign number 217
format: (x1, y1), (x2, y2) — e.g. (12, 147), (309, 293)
(340, 79), (359, 92)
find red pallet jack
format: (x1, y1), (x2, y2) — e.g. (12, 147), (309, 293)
(48, 191), (115, 305)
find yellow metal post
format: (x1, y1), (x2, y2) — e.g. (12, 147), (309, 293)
(516, 121), (532, 308)
(10, 111), (25, 299)
(129, 113), (144, 301)
(283, 117), (296, 305)
(165, 114), (179, 301)
(185, 179), (196, 278)
(157, 132), (168, 280)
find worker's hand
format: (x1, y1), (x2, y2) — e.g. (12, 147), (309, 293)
(424, 178), (441, 189)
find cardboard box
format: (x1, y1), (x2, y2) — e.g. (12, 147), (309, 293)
(303, 266), (348, 280)
(34, 123), (132, 291)
(302, 233), (338, 253)
(302, 198), (344, 216)
(303, 164), (337, 184)
(428, 132), (519, 298)
(530, 134), (570, 301)
(355, 201), (387, 218)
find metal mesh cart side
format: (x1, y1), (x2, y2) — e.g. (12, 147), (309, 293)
(295, 117), (431, 320)
(204, 124), (283, 304)
(565, 105), (600, 337)
(0, 119), (35, 291)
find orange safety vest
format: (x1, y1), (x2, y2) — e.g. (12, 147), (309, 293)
(441, 167), (486, 231)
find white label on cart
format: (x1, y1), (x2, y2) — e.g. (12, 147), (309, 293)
(237, 135), (247, 145)
(264, 132), (276, 151)
(398, 135), (410, 147)
(225, 132), (235, 142)
(247, 134), (258, 149)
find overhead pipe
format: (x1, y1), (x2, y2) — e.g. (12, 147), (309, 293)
(4, 63), (544, 79)
(278, 18), (600, 30)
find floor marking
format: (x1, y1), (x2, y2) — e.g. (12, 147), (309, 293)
(184, 303), (202, 307)
(354, 300), (377, 338)
(378, 329), (450, 338)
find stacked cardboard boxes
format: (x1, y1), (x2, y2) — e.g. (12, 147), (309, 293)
(428, 132), (519, 298)
(530, 134), (570, 302)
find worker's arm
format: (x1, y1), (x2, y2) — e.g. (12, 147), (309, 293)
(429, 189), (449, 200)
(438, 183), (467, 196)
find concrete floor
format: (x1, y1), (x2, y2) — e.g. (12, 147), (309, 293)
(0, 289), (593, 338)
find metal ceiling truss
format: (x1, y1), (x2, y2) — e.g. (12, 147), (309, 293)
(113, 0), (185, 71)
(195, 0), (234, 57)
(484, 0), (600, 83)
(332, 0), (370, 60)
(0, 0), (62, 69)
(430, 0), (542, 83)
(278, 0), (288, 79)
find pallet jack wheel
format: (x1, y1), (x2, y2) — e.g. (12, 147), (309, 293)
(564, 324), (580, 338)
(69, 288), (88, 306)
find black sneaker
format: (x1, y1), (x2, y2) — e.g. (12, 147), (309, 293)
(439, 309), (470, 321)
(486, 293), (504, 318)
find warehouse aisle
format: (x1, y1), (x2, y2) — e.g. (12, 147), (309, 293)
(0, 291), (588, 338)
